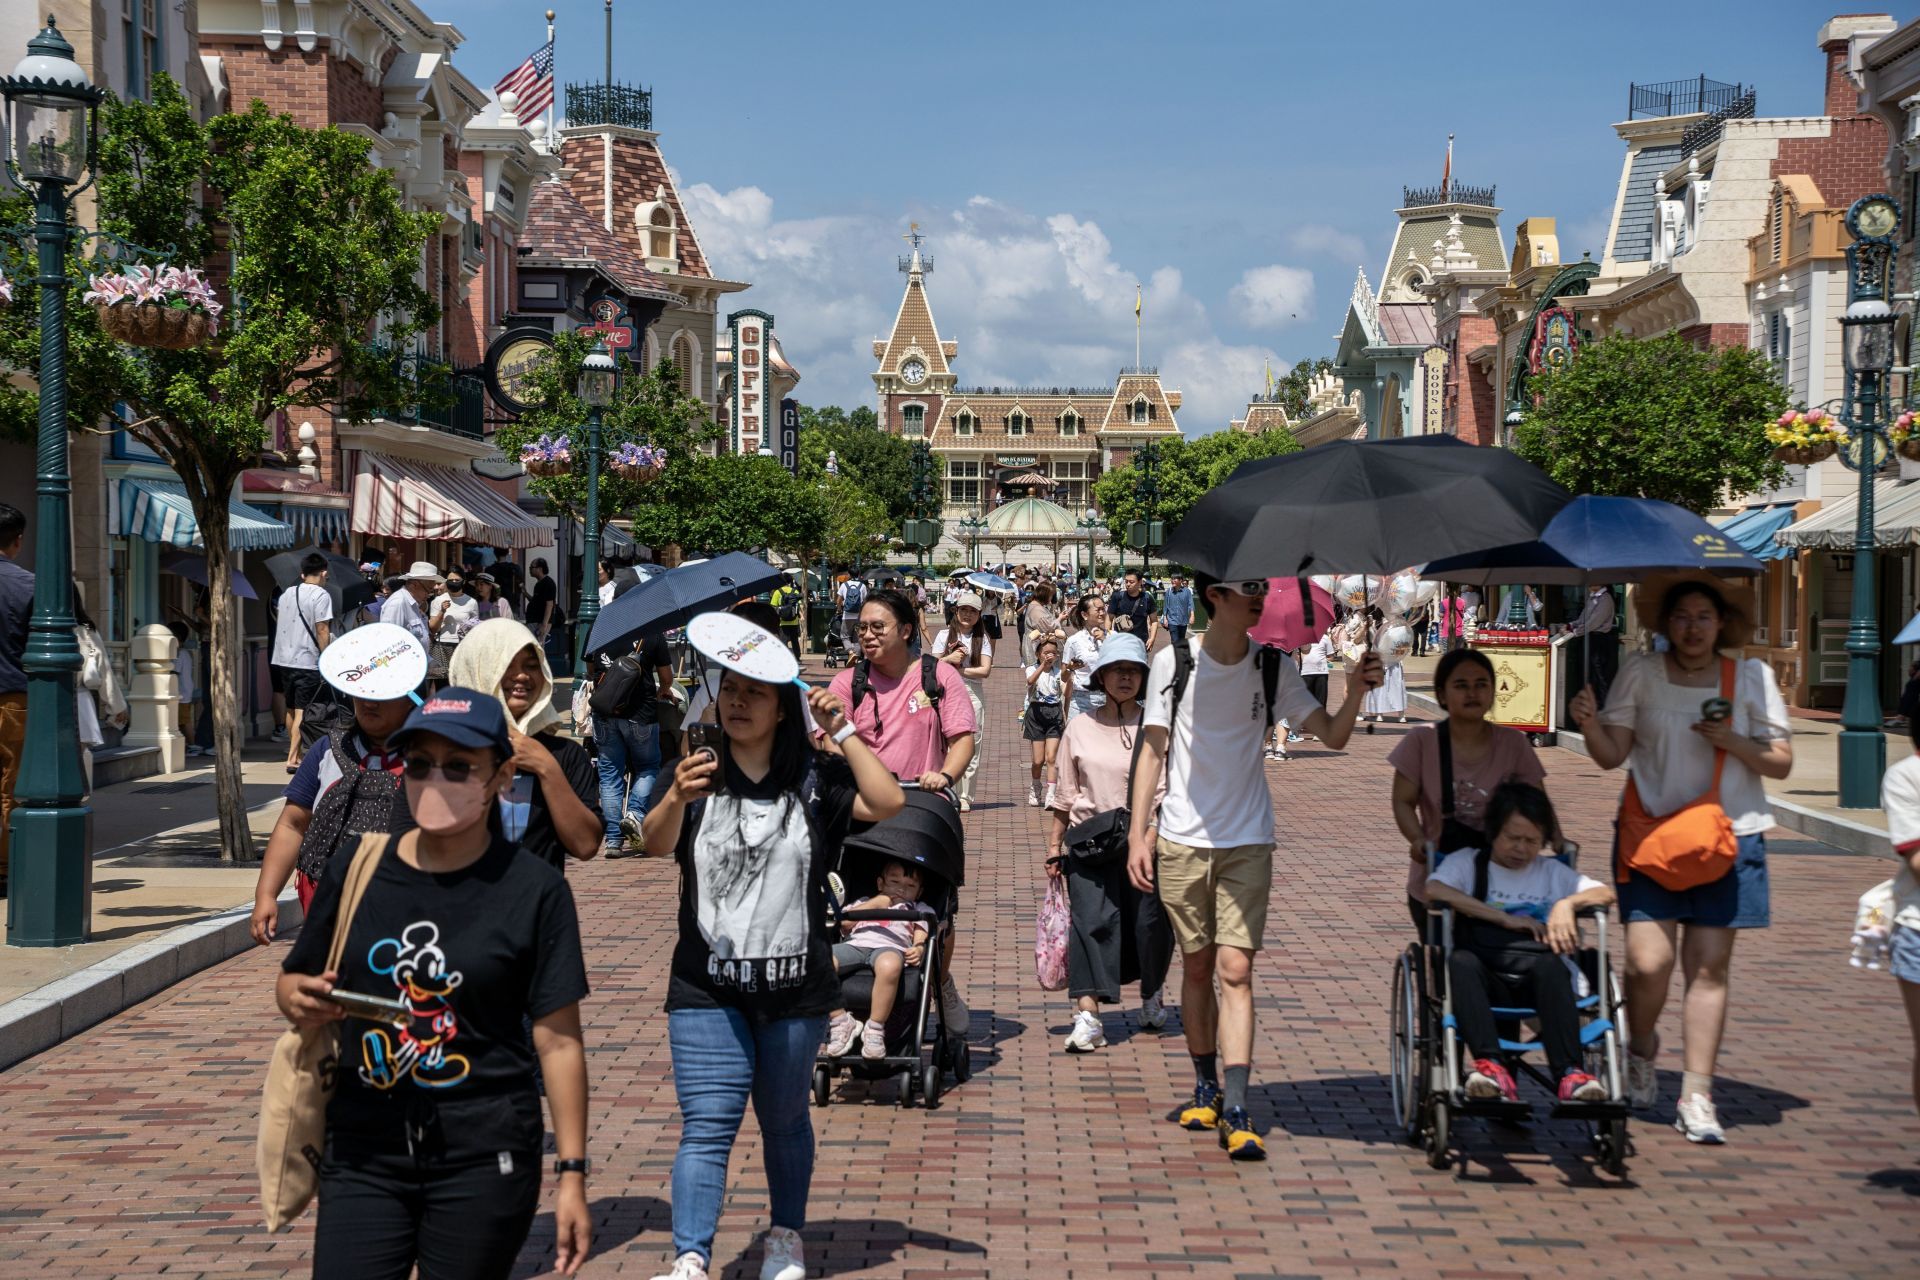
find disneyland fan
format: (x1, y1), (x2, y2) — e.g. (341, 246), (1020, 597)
(276, 689), (592, 1279)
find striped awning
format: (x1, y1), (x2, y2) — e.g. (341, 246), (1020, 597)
(571, 519), (637, 557)
(1775, 479), (1920, 551)
(110, 477), (297, 551)
(351, 452), (553, 549)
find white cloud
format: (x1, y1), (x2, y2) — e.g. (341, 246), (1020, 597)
(681, 182), (1280, 433)
(1230, 264), (1316, 327)
(1286, 224), (1367, 266)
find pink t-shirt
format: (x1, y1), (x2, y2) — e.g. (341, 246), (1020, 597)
(1050, 712), (1165, 827)
(1387, 722), (1545, 844)
(827, 657), (977, 780)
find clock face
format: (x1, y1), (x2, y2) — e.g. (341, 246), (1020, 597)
(1845, 429), (1890, 471)
(1855, 197), (1899, 240)
(901, 358), (926, 386)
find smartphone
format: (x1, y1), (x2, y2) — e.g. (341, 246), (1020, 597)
(322, 988), (409, 1026)
(1701, 697), (1733, 723)
(686, 722), (725, 793)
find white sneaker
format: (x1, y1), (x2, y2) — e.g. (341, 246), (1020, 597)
(1674, 1092), (1726, 1144)
(1027, 780), (1042, 807)
(652, 1253), (709, 1280)
(1626, 1043), (1659, 1110)
(860, 1018), (888, 1060)
(1043, 782), (1057, 808)
(759, 1226), (805, 1280)
(939, 972), (971, 1035)
(1064, 1009), (1106, 1053)
(822, 1011), (859, 1058)
(1139, 990), (1168, 1030)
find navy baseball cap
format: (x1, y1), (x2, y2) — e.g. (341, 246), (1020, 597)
(388, 686), (513, 758)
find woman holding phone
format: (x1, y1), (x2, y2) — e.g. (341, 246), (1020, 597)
(930, 591), (994, 811)
(275, 690), (592, 1279)
(1570, 573), (1792, 1144)
(641, 663), (903, 1280)
(1061, 594), (1109, 723)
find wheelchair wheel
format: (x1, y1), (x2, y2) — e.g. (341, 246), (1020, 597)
(1597, 1115), (1629, 1178)
(812, 1066), (831, 1108)
(1425, 1098), (1451, 1170)
(1389, 947), (1426, 1146)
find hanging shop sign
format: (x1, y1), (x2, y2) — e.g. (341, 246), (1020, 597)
(779, 398), (799, 473)
(728, 309), (774, 455)
(483, 327), (555, 415)
(580, 297), (637, 351)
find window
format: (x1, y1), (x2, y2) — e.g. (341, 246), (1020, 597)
(649, 207), (674, 260)
(947, 458), (980, 505)
(671, 332), (698, 397)
(1007, 410), (1028, 436)
(955, 410), (975, 437)
(901, 404), (925, 437)
(124, 0), (160, 100)
(1059, 410), (1079, 436)
(1131, 396), (1150, 425)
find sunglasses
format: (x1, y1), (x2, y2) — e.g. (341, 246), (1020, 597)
(403, 755), (488, 784)
(1216, 580), (1270, 598)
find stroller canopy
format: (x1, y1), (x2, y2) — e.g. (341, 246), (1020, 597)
(842, 789), (966, 889)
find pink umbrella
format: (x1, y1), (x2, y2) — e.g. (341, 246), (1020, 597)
(1250, 576), (1337, 651)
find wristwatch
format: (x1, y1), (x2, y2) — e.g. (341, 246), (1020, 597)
(554, 1157), (591, 1177)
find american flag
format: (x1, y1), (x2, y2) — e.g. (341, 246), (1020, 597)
(494, 40), (555, 123)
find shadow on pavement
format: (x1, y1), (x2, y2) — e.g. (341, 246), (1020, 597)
(1864, 1167), (1920, 1196)
(513, 1193), (671, 1276)
(716, 1218), (986, 1279)
(1650, 1070), (1808, 1129)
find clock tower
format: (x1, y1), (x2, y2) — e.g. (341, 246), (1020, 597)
(873, 226), (957, 439)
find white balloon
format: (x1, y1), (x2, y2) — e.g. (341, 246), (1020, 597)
(1412, 579), (1440, 609)
(1335, 574), (1370, 608)
(1376, 624), (1413, 661)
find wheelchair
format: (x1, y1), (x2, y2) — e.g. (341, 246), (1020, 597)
(1388, 842), (1632, 1177)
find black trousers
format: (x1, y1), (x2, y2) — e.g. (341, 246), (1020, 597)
(1302, 672), (1328, 708)
(780, 624), (802, 660)
(1448, 943), (1583, 1081)
(313, 1146), (541, 1280)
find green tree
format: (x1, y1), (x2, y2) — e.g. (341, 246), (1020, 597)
(0, 76), (440, 862)
(1510, 332), (1789, 513)
(493, 331), (719, 556)
(814, 473), (893, 570)
(681, 453), (825, 559)
(1274, 356), (1333, 420)
(1092, 428), (1301, 543)
(795, 403), (938, 524)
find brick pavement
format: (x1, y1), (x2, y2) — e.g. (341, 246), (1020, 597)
(2, 639), (1917, 1279)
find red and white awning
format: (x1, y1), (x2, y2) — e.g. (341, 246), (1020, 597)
(351, 452), (552, 548)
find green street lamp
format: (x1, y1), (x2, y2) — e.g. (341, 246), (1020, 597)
(4, 17), (103, 946)
(958, 508), (988, 570)
(1834, 193), (1903, 808)
(1077, 507), (1104, 581)
(571, 340), (616, 679)
(1130, 440), (1163, 579)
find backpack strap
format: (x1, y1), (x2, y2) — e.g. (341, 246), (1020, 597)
(1168, 635), (1195, 726)
(1258, 644), (1282, 733)
(1436, 721), (1457, 821)
(850, 656), (873, 729)
(1471, 845), (1493, 904)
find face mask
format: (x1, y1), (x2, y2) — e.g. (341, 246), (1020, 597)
(408, 772), (494, 835)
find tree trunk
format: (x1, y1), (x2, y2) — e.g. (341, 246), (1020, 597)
(193, 487), (256, 863)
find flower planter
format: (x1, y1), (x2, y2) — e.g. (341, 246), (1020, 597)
(1898, 437), (1920, 462)
(610, 461), (663, 485)
(1772, 442), (1838, 465)
(96, 301), (211, 351)
(523, 457), (573, 478)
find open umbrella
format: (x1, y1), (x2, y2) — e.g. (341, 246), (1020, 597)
(160, 552), (258, 600)
(1249, 577), (1337, 651)
(1419, 494), (1762, 585)
(585, 551), (787, 657)
(967, 571), (1016, 594)
(1164, 436), (1572, 580)
(264, 547), (375, 614)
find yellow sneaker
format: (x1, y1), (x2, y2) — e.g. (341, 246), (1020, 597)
(1177, 1080), (1222, 1130)
(1217, 1106), (1267, 1161)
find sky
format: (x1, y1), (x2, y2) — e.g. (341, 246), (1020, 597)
(443, 0), (1856, 433)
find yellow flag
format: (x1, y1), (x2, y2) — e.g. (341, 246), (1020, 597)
(1265, 359), (1274, 397)
(1134, 285), (1142, 319)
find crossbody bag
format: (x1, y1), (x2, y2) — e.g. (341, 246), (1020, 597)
(1616, 657), (1738, 891)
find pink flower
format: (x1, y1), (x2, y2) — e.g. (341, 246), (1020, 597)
(1806, 408), (1827, 424)
(1777, 411), (1798, 427)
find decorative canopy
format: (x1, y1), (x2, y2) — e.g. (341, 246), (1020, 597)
(985, 496), (1078, 538)
(111, 478), (295, 551)
(1004, 471), (1049, 487)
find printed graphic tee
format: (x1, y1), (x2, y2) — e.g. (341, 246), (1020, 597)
(284, 833), (588, 1156)
(497, 731), (598, 871)
(666, 755), (856, 1021)
(1428, 852), (1602, 923)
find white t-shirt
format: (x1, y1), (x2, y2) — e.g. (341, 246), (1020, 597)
(1596, 654), (1790, 836)
(270, 582), (333, 669)
(1143, 637), (1322, 848)
(430, 591), (481, 642)
(1878, 754), (1920, 931)
(1062, 629), (1104, 711)
(1026, 663), (1063, 703)
(1299, 637), (1332, 677)
(930, 627), (992, 685)
(1429, 851), (1603, 924)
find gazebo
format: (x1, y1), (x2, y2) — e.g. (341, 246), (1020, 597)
(981, 496), (1081, 570)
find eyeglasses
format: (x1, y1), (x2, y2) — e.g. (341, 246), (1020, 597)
(403, 755), (484, 784)
(1217, 580), (1270, 598)
(853, 621), (892, 635)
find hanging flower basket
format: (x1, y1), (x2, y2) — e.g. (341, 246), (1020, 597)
(1764, 408), (1842, 467)
(84, 264), (221, 350)
(1772, 442), (1838, 465)
(610, 442), (667, 485)
(610, 461), (663, 484)
(1898, 437), (1920, 462)
(524, 457), (573, 478)
(520, 433), (573, 477)
(95, 301), (212, 351)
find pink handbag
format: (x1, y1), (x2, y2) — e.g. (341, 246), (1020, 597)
(1035, 873), (1070, 991)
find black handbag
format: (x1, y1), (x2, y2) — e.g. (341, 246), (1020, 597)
(1061, 710), (1147, 867)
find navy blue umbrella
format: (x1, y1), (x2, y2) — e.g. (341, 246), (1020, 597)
(585, 551), (787, 657)
(1420, 495), (1762, 586)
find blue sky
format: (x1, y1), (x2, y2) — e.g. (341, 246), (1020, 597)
(444, 0), (1856, 430)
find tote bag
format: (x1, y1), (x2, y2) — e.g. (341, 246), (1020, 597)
(1034, 874), (1070, 991)
(1617, 659), (1738, 892)
(256, 832), (385, 1231)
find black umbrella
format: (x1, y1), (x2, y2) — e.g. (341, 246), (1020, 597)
(585, 552), (787, 657)
(1163, 436), (1572, 579)
(264, 547), (375, 614)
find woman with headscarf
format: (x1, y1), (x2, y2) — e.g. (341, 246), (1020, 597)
(450, 617), (602, 870)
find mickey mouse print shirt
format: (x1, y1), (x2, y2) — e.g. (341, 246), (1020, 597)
(284, 833), (588, 1157)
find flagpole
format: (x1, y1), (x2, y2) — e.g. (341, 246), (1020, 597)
(604, 0), (612, 87)
(546, 8), (557, 144)
(1135, 285), (1142, 369)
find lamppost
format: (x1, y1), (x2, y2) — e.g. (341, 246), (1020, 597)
(1834, 193), (1903, 808)
(1131, 440), (1163, 579)
(1077, 507), (1104, 581)
(4, 19), (103, 946)
(899, 439), (938, 575)
(571, 340), (616, 678)
(958, 508), (988, 570)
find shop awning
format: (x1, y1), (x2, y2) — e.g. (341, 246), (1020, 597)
(1715, 504), (1798, 562)
(242, 468), (352, 544)
(570, 519), (637, 557)
(351, 452), (553, 549)
(1773, 479), (1920, 550)
(110, 477), (297, 551)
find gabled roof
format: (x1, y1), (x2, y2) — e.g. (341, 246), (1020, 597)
(877, 259), (953, 379)
(1097, 374), (1182, 434)
(522, 180), (674, 300)
(1376, 303), (1437, 347)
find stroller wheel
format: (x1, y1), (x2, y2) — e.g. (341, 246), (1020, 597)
(950, 1035), (973, 1082)
(812, 1066), (831, 1108)
(921, 1062), (943, 1108)
(895, 1069), (915, 1107)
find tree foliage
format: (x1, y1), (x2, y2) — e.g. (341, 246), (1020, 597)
(1273, 356), (1334, 420)
(1092, 428), (1302, 542)
(1509, 333), (1790, 513)
(0, 76), (441, 862)
(795, 403), (938, 524)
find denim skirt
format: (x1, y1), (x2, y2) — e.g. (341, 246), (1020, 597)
(1617, 830), (1770, 928)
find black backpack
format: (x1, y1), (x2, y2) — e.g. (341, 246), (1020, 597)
(295, 729), (414, 884)
(775, 587), (800, 623)
(849, 653), (945, 737)
(590, 651), (649, 718)
(1166, 638), (1286, 742)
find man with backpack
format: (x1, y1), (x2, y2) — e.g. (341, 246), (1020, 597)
(771, 572), (805, 661)
(593, 629), (675, 857)
(837, 574), (867, 647)
(1126, 573), (1382, 1161)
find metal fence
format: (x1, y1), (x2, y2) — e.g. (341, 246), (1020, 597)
(1628, 76), (1747, 120)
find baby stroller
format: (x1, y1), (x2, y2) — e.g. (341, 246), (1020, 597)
(822, 625), (852, 669)
(1389, 842), (1632, 1176)
(815, 789), (970, 1108)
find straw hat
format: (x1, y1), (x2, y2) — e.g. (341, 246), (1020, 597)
(1634, 571), (1755, 650)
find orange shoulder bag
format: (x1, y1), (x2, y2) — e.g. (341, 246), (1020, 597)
(1616, 657), (1739, 891)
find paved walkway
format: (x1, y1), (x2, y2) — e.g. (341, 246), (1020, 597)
(1, 642), (1916, 1278)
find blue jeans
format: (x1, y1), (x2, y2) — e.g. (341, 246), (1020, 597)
(596, 718), (661, 842)
(666, 1008), (826, 1262)
(1166, 623), (1189, 646)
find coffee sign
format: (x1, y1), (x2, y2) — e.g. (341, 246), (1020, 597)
(728, 309), (774, 454)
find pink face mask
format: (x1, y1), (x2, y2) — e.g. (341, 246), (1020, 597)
(407, 772), (495, 835)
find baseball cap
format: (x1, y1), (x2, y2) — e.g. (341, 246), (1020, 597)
(953, 591), (985, 611)
(388, 686), (513, 757)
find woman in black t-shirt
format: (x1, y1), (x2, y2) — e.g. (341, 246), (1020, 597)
(639, 674), (902, 1280)
(277, 690), (592, 1280)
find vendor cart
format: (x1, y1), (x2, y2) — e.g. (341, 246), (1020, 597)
(1470, 628), (1565, 746)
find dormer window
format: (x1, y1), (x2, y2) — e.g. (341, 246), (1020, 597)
(634, 187), (680, 272)
(1131, 396), (1151, 425)
(1059, 410), (1079, 436)
(1007, 410), (1028, 437)
(955, 410), (975, 437)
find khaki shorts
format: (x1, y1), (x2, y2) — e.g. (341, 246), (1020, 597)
(1155, 837), (1274, 954)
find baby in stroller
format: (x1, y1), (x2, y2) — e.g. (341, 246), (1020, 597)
(825, 858), (933, 1058)
(1424, 782), (1616, 1104)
